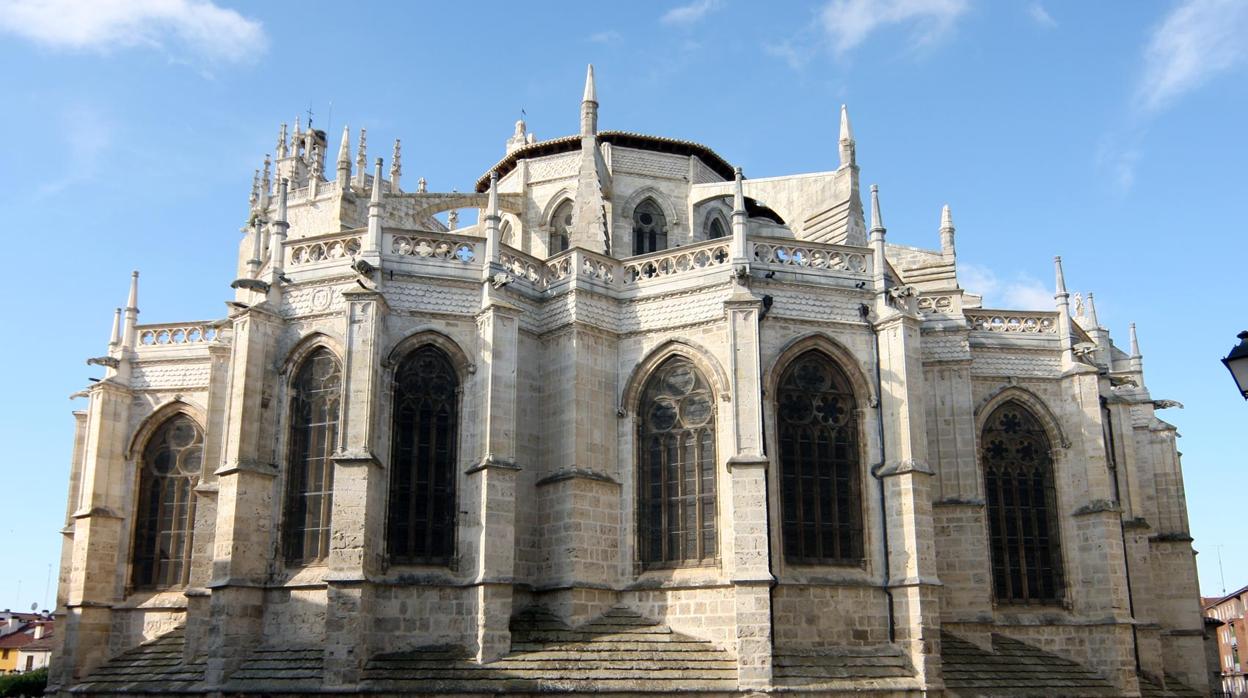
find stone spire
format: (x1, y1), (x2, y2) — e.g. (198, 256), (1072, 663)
(336, 125), (352, 184)
(581, 64), (598, 136)
(390, 139), (402, 192)
(484, 171), (501, 267)
(261, 155), (272, 203)
(268, 178), (289, 282)
(838, 104), (856, 168)
(355, 129), (367, 187)
(277, 123), (288, 159)
(869, 184), (887, 295)
(366, 158), (384, 255)
(1129, 322), (1141, 358)
(248, 169), (260, 210)
(1054, 256), (1074, 366)
(122, 271), (139, 350)
(1085, 292), (1100, 328)
(732, 167), (748, 261)
(108, 307), (122, 348)
(939, 204), (955, 257)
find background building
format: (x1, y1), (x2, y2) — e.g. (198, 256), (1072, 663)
(50, 68), (1207, 697)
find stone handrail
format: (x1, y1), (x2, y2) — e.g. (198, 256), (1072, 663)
(387, 231), (480, 264)
(288, 230), (363, 267)
(622, 239), (730, 285)
(751, 238), (869, 275)
(917, 292), (958, 315)
(137, 322), (225, 347)
(966, 310), (1058, 334)
(499, 245), (548, 286)
(575, 249), (618, 285)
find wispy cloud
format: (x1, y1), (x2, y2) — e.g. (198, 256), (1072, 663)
(0, 0), (266, 63)
(661, 0), (721, 26)
(1136, 0), (1248, 113)
(587, 30), (622, 44)
(1026, 3), (1056, 29)
(1094, 134), (1141, 195)
(819, 0), (968, 57)
(34, 103), (116, 199)
(960, 262), (1052, 311)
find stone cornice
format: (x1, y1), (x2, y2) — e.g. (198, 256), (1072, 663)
(214, 459), (278, 478)
(872, 459), (935, 478)
(536, 468), (619, 487)
(726, 454), (769, 472)
(465, 456), (521, 475)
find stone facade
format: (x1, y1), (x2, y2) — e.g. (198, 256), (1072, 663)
(50, 67), (1206, 696)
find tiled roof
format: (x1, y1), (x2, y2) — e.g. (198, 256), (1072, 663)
(941, 631), (1119, 697)
(0, 629), (34, 649)
(72, 628), (205, 694)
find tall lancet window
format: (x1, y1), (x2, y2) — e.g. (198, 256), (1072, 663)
(388, 346), (459, 565)
(132, 414), (202, 589)
(981, 401), (1064, 603)
(283, 347), (341, 564)
(638, 356), (717, 568)
(706, 215), (727, 240)
(549, 200), (572, 255)
(633, 199), (668, 255)
(777, 351), (863, 564)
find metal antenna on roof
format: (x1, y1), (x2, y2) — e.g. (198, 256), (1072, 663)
(306, 103), (314, 129)
(1219, 545), (1227, 595)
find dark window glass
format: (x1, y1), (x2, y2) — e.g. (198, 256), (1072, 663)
(632, 199), (668, 255)
(706, 216), (727, 240)
(982, 402), (1064, 603)
(388, 346), (459, 565)
(777, 351), (863, 564)
(283, 347), (341, 564)
(638, 356), (716, 567)
(550, 200), (572, 254)
(132, 414), (202, 589)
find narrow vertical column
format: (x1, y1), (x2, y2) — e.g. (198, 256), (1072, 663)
(731, 167), (749, 264)
(364, 158), (384, 259)
(204, 306), (281, 687)
(468, 283), (521, 661)
(323, 289), (389, 687)
(724, 257), (772, 689)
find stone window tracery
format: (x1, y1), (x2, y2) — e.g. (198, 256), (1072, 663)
(549, 200), (572, 254)
(388, 345), (459, 566)
(637, 356), (717, 568)
(777, 351), (864, 565)
(632, 199), (668, 256)
(132, 414), (202, 589)
(283, 347), (341, 564)
(981, 401), (1064, 603)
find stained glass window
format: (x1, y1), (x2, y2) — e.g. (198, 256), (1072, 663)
(132, 415), (202, 589)
(283, 347), (341, 564)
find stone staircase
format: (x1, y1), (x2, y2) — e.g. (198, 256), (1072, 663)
(361, 605), (739, 694)
(71, 627), (205, 694)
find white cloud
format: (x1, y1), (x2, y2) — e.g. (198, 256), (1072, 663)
(661, 0), (721, 26)
(587, 30), (622, 44)
(1027, 3), (1056, 29)
(1137, 0), (1248, 112)
(960, 262), (1052, 311)
(1095, 135), (1141, 195)
(818, 0), (968, 57)
(0, 0), (265, 63)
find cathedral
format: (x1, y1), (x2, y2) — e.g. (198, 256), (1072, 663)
(50, 66), (1208, 696)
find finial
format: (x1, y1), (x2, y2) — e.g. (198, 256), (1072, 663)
(583, 64), (597, 103)
(261, 155), (272, 194)
(370, 157), (384, 204)
(1054, 256), (1067, 296)
(732, 167), (745, 214)
(869, 184), (884, 232)
(448, 209), (459, 229)
(418, 176), (427, 193)
(336, 125), (351, 183)
(356, 128), (367, 174)
(1129, 322), (1141, 358)
(310, 142), (323, 178)
(390, 139), (402, 191)
(126, 271), (139, 311)
(276, 177), (289, 222)
(108, 308), (122, 347)
(486, 171), (499, 220)
(248, 169), (260, 208)
(1085, 292), (1099, 328)
(277, 123), (288, 159)
(939, 204), (955, 256)
(838, 104), (856, 168)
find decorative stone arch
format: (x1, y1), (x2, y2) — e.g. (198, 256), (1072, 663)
(974, 385), (1070, 450)
(621, 338), (730, 416)
(126, 398), (208, 461)
(384, 329), (476, 384)
(765, 333), (874, 407)
(539, 189), (576, 228)
(690, 192), (788, 226)
(408, 192), (524, 221)
(280, 331), (345, 378)
(620, 186), (680, 227)
(700, 205), (731, 241)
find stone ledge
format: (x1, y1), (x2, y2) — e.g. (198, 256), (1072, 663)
(536, 468), (620, 487)
(1072, 499), (1120, 516)
(872, 459), (935, 477)
(465, 455), (522, 475)
(933, 497), (986, 507)
(214, 458), (278, 477)
(726, 454), (770, 471)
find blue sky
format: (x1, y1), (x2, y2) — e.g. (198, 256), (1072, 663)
(0, 0), (1244, 610)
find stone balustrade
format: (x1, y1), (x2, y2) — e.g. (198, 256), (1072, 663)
(288, 231), (363, 267)
(136, 323), (225, 348)
(917, 293), (959, 315)
(966, 310), (1058, 334)
(622, 239), (731, 286)
(387, 232), (480, 264)
(751, 238), (870, 276)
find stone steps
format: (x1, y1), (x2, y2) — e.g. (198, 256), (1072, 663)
(72, 628), (207, 694)
(771, 642), (915, 687)
(941, 631), (1121, 697)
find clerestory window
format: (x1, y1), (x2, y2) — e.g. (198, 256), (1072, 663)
(706, 215), (727, 240)
(777, 351), (863, 565)
(283, 347), (342, 564)
(132, 414), (203, 589)
(637, 356), (717, 568)
(549, 200), (572, 255)
(387, 345), (459, 565)
(981, 401), (1064, 603)
(632, 199), (668, 255)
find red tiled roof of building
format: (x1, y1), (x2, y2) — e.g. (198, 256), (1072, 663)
(0, 627), (35, 649)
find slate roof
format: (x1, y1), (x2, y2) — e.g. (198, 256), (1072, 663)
(72, 628), (205, 694)
(772, 644), (916, 692)
(943, 630), (1126, 697)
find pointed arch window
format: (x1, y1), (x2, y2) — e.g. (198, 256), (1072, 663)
(705, 215), (727, 240)
(132, 414), (202, 589)
(283, 347), (341, 564)
(981, 401), (1064, 603)
(500, 219), (514, 247)
(777, 351), (863, 564)
(388, 345), (459, 565)
(638, 356), (717, 568)
(549, 200), (572, 254)
(633, 199), (668, 255)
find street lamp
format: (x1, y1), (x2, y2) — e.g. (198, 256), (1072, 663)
(1223, 331), (1248, 400)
